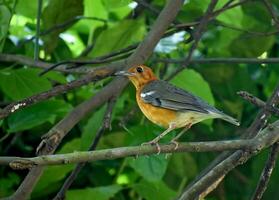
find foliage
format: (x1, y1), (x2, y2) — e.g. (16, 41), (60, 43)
(0, 0), (279, 200)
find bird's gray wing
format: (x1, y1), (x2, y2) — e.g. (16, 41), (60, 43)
(141, 80), (216, 114)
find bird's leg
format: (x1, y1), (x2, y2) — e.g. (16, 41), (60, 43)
(170, 123), (192, 150)
(141, 123), (176, 154)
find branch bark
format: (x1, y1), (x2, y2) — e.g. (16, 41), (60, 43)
(0, 53), (93, 74)
(251, 142), (279, 200)
(156, 57), (279, 65)
(0, 62), (122, 119)
(4, 1), (185, 199)
(178, 84), (279, 200)
(167, 0), (218, 80)
(2, 120), (279, 169)
(53, 97), (117, 200)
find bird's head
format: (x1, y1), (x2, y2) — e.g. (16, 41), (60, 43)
(115, 65), (157, 89)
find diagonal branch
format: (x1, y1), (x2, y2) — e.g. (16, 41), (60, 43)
(238, 91), (279, 116)
(249, 2), (279, 200)
(178, 83), (279, 200)
(53, 97), (117, 200)
(167, 0), (218, 80)
(251, 142), (279, 200)
(4, 1), (186, 200)
(0, 62), (122, 119)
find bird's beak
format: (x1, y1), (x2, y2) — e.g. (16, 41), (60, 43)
(114, 71), (135, 76)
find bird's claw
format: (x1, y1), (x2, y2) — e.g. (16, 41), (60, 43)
(170, 140), (179, 150)
(141, 141), (161, 154)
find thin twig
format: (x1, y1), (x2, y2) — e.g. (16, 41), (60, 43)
(0, 63), (122, 119)
(6, 1), (185, 199)
(250, 2), (279, 200)
(166, 0), (218, 80)
(156, 57), (279, 65)
(237, 91), (279, 116)
(34, 0), (43, 61)
(263, 0), (279, 30)
(53, 97), (117, 200)
(251, 142), (279, 200)
(17, 16), (107, 50)
(2, 120), (279, 169)
(0, 53), (93, 74)
(178, 84), (279, 200)
(39, 44), (136, 76)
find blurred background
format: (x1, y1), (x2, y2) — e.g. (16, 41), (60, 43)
(0, 0), (279, 199)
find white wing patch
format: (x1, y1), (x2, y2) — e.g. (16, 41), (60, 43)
(140, 91), (156, 98)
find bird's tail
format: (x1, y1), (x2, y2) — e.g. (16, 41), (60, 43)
(219, 113), (240, 126)
(209, 110), (240, 126)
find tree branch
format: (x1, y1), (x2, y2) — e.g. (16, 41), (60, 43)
(2, 120), (279, 169)
(263, 0), (279, 30)
(251, 142), (279, 200)
(5, 1), (185, 199)
(156, 57), (279, 65)
(178, 84), (279, 200)
(167, 0), (218, 80)
(53, 97), (117, 200)
(237, 91), (279, 116)
(0, 63), (121, 119)
(249, 2), (279, 200)
(34, 0), (43, 61)
(0, 53), (93, 74)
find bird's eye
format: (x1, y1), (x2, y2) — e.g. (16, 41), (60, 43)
(136, 67), (144, 73)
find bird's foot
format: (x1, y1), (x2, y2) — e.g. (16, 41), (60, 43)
(141, 140), (161, 154)
(170, 140), (179, 150)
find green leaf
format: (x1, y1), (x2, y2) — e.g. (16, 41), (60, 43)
(7, 100), (72, 133)
(16, 0), (38, 18)
(102, 0), (132, 19)
(90, 19), (146, 57)
(42, 0), (83, 53)
(0, 5), (12, 51)
(102, 0), (131, 9)
(81, 106), (106, 150)
(0, 68), (52, 100)
(216, 1), (243, 27)
(66, 185), (122, 200)
(168, 153), (197, 178)
(133, 180), (176, 200)
(127, 154), (168, 182)
(171, 69), (215, 106)
(0, 173), (20, 197)
(32, 138), (81, 198)
(229, 34), (275, 57)
(82, 0), (108, 34)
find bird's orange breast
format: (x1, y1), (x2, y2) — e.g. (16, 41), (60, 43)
(136, 91), (177, 128)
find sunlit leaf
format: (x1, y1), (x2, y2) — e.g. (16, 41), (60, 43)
(42, 0), (83, 53)
(90, 19), (146, 57)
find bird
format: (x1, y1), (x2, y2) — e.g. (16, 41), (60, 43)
(115, 65), (240, 151)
